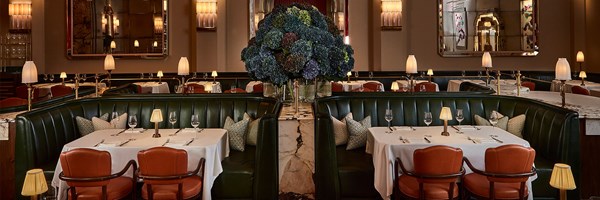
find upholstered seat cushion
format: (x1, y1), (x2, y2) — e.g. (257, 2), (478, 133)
(464, 173), (529, 199)
(141, 176), (202, 200)
(336, 146), (379, 198)
(532, 156), (558, 198)
(211, 146), (256, 199)
(68, 177), (133, 200)
(398, 175), (459, 199)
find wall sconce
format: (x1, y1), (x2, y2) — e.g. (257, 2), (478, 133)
(196, 0), (217, 30)
(134, 40), (140, 48)
(8, 2), (32, 31)
(154, 16), (164, 34)
(381, 0), (402, 30)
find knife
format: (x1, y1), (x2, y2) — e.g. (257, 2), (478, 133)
(451, 125), (460, 131)
(184, 138), (195, 146)
(175, 128), (183, 134)
(118, 139), (133, 147)
(490, 136), (504, 143)
(161, 139), (170, 146)
(424, 137), (431, 143)
(94, 139), (105, 147)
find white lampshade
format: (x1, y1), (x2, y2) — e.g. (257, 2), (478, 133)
(60, 72), (67, 79)
(157, 71), (164, 77)
(110, 41), (116, 49)
(579, 71), (587, 78)
(550, 163), (576, 190)
(576, 51), (584, 63)
(150, 109), (163, 123)
(211, 70), (218, 77)
(427, 69), (434, 76)
(391, 82), (399, 91)
(344, 36), (350, 45)
(439, 107), (453, 120)
(21, 169), (48, 196)
(153, 41), (158, 47)
(482, 52), (493, 68)
(347, 71), (352, 77)
(134, 40), (140, 48)
(177, 57), (190, 76)
(104, 54), (115, 71)
(406, 55), (418, 74)
(555, 58), (572, 81)
(21, 61), (38, 84)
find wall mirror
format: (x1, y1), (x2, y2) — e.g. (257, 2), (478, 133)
(438, 0), (538, 57)
(67, 0), (168, 58)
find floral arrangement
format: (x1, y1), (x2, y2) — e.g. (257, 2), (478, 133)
(242, 3), (354, 85)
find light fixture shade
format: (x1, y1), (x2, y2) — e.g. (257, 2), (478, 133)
(153, 41), (158, 47)
(157, 70), (164, 77)
(579, 71), (587, 78)
(347, 71), (352, 77)
(427, 69), (434, 76)
(344, 36), (350, 45)
(406, 55), (418, 74)
(110, 41), (116, 49)
(60, 72), (67, 79)
(134, 40), (140, 47)
(555, 58), (572, 81)
(391, 82), (399, 91)
(150, 109), (163, 123)
(576, 51), (584, 63)
(104, 54), (115, 71)
(211, 70), (218, 77)
(482, 52), (493, 68)
(177, 57), (190, 76)
(21, 61), (38, 84)
(439, 107), (453, 120)
(21, 169), (48, 196)
(550, 163), (576, 190)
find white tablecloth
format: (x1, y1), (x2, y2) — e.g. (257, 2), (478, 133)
(134, 82), (171, 94)
(245, 81), (263, 93)
(550, 80), (600, 95)
(183, 81), (223, 93)
(337, 80), (385, 92)
(367, 126), (535, 200)
(395, 80), (439, 92)
(51, 128), (229, 200)
(34, 82), (106, 98)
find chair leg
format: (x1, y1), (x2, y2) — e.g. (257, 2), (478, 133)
(489, 182), (495, 200)
(102, 186), (107, 200)
(448, 183), (455, 200)
(178, 183), (183, 200)
(70, 187), (77, 200)
(148, 184), (153, 200)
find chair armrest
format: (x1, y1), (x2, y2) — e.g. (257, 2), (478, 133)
(138, 158), (205, 180)
(464, 158), (536, 178)
(59, 160), (137, 182)
(396, 157), (464, 179)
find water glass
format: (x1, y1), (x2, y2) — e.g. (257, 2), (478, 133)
(169, 112), (177, 128)
(456, 109), (464, 126)
(128, 115), (138, 131)
(385, 109), (393, 133)
(230, 85), (237, 93)
(191, 114), (200, 131)
(424, 112), (433, 126)
(420, 85), (426, 92)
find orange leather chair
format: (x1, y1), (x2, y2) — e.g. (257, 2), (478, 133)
(414, 82), (437, 92)
(394, 145), (464, 200)
(252, 83), (264, 93)
(0, 97), (28, 108)
(59, 148), (137, 200)
(463, 144), (536, 200)
(571, 86), (590, 95)
(521, 81), (536, 91)
(16, 85), (40, 100)
(363, 82), (382, 92)
(224, 88), (246, 93)
(332, 82), (343, 92)
(186, 84), (206, 94)
(137, 147), (205, 200)
(51, 85), (74, 98)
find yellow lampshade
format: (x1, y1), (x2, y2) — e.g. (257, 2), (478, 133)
(134, 40), (140, 48)
(406, 55), (418, 74)
(550, 163), (576, 190)
(576, 51), (584, 63)
(439, 107), (452, 120)
(482, 52), (493, 68)
(427, 69), (434, 76)
(153, 41), (158, 47)
(177, 57), (190, 76)
(344, 36), (350, 45)
(579, 71), (587, 79)
(157, 70), (164, 78)
(21, 169), (48, 196)
(21, 61), (38, 84)
(347, 71), (352, 77)
(104, 54), (115, 71)
(211, 70), (218, 77)
(110, 41), (116, 49)
(391, 82), (399, 91)
(60, 72), (67, 79)
(555, 58), (571, 81)
(150, 109), (163, 123)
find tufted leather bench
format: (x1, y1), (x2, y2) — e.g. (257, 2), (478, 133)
(15, 94), (281, 200)
(314, 93), (580, 200)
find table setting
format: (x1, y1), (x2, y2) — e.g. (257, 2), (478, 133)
(133, 82), (171, 94)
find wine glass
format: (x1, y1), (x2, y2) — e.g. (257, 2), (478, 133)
(169, 112), (177, 129)
(456, 109), (464, 126)
(43, 74), (48, 81)
(354, 71), (359, 79)
(140, 73), (144, 79)
(420, 85), (426, 92)
(111, 112), (119, 129)
(368, 71), (374, 79)
(49, 74), (55, 82)
(149, 73), (154, 79)
(424, 112), (433, 126)
(461, 70), (466, 77)
(128, 115), (138, 132)
(385, 109), (393, 133)
(191, 114), (200, 132)
(203, 73), (208, 80)
(489, 111), (499, 127)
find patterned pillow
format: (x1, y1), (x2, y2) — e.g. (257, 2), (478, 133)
(244, 113), (261, 146)
(224, 116), (250, 151)
(332, 113), (353, 146)
(76, 113), (109, 136)
(92, 113), (128, 131)
(474, 113), (526, 138)
(346, 115), (371, 150)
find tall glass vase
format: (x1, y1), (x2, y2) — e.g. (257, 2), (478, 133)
(316, 80), (332, 97)
(299, 79), (316, 103)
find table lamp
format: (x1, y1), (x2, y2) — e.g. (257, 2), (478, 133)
(482, 52), (493, 86)
(391, 82), (399, 92)
(426, 69), (433, 82)
(555, 58), (571, 107)
(104, 54), (115, 87)
(21, 168), (48, 200)
(211, 70), (218, 83)
(550, 163), (576, 200)
(576, 51), (584, 73)
(150, 109), (163, 138)
(21, 61), (38, 111)
(579, 71), (586, 86)
(134, 40), (140, 48)
(157, 70), (164, 83)
(110, 41), (116, 53)
(60, 72), (67, 85)
(178, 57), (189, 84)
(406, 55), (418, 92)
(347, 71), (352, 83)
(439, 107), (452, 136)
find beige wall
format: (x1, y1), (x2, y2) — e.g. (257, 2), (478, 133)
(586, 0), (600, 73)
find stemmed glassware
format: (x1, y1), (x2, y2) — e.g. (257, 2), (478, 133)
(420, 85), (426, 92)
(128, 115), (137, 132)
(169, 112), (177, 129)
(424, 112), (433, 126)
(49, 74), (55, 82)
(385, 109), (393, 133)
(456, 109), (464, 126)
(489, 110), (499, 128)
(191, 114), (200, 131)
(354, 71), (359, 80)
(368, 71), (374, 79)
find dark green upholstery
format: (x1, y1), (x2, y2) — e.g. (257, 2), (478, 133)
(314, 93), (580, 200)
(459, 81), (495, 93)
(14, 94), (280, 200)
(102, 83), (140, 95)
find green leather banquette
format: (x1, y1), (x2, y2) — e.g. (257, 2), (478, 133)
(15, 94), (280, 199)
(314, 93), (580, 200)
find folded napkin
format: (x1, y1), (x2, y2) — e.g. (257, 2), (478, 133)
(512, 87), (530, 94)
(469, 137), (496, 144)
(403, 137), (428, 144)
(164, 139), (192, 147)
(457, 126), (476, 131)
(125, 128), (145, 133)
(181, 128), (200, 133)
(394, 126), (414, 131)
(97, 140), (128, 147)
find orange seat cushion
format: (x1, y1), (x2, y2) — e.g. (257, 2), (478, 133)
(398, 175), (459, 199)
(464, 173), (528, 199)
(141, 176), (202, 200)
(68, 177), (133, 200)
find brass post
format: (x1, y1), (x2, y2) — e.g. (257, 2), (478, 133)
(516, 70), (522, 96)
(27, 83), (32, 111)
(496, 70), (501, 95)
(561, 80), (566, 107)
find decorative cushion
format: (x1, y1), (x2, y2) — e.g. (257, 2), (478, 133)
(474, 114), (508, 130)
(76, 113), (109, 136)
(224, 116), (250, 151)
(474, 113), (526, 138)
(332, 113), (353, 146)
(92, 113), (128, 131)
(346, 115), (371, 150)
(244, 113), (261, 146)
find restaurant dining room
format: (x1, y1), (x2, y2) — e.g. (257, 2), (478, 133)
(1, 0), (599, 199)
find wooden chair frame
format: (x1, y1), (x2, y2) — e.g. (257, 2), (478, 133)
(59, 160), (137, 200)
(137, 158), (205, 200)
(463, 158), (537, 200)
(394, 157), (465, 200)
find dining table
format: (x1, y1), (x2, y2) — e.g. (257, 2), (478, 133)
(446, 79), (486, 92)
(51, 128), (229, 200)
(337, 80), (385, 92)
(133, 82), (171, 94)
(395, 80), (439, 91)
(245, 81), (263, 93)
(550, 80), (600, 97)
(183, 81), (223, 93)
(34, 82), (106, 98)
(366, 126), (535, 200)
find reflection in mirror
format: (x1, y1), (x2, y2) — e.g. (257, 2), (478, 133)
(67, 0), (168, 58)
(438, 0), (538, 57)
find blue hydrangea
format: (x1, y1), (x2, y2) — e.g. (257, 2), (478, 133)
(303, 59), (320, 80)
(290, 39), (312, 58)
(264, 29), (283, 50)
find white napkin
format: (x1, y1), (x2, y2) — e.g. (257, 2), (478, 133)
(469, 137), (496, 144)
(164, 139), (190, 147)
(403, 137), (428, 144)
(457, 126), (476, 131)
(125, 128), (145, 133)
(394, 126), (414, 131)
(181, 128), (200, 133)
(97, 140), (124, 147)
(512, 87), (530, 94)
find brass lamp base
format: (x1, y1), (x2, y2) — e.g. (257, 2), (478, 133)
(581, 78), (585, 86)
(152, 123), (161, 138)
(441, 120), (450, 136)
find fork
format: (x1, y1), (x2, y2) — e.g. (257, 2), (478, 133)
(93, 139), (105, 147)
